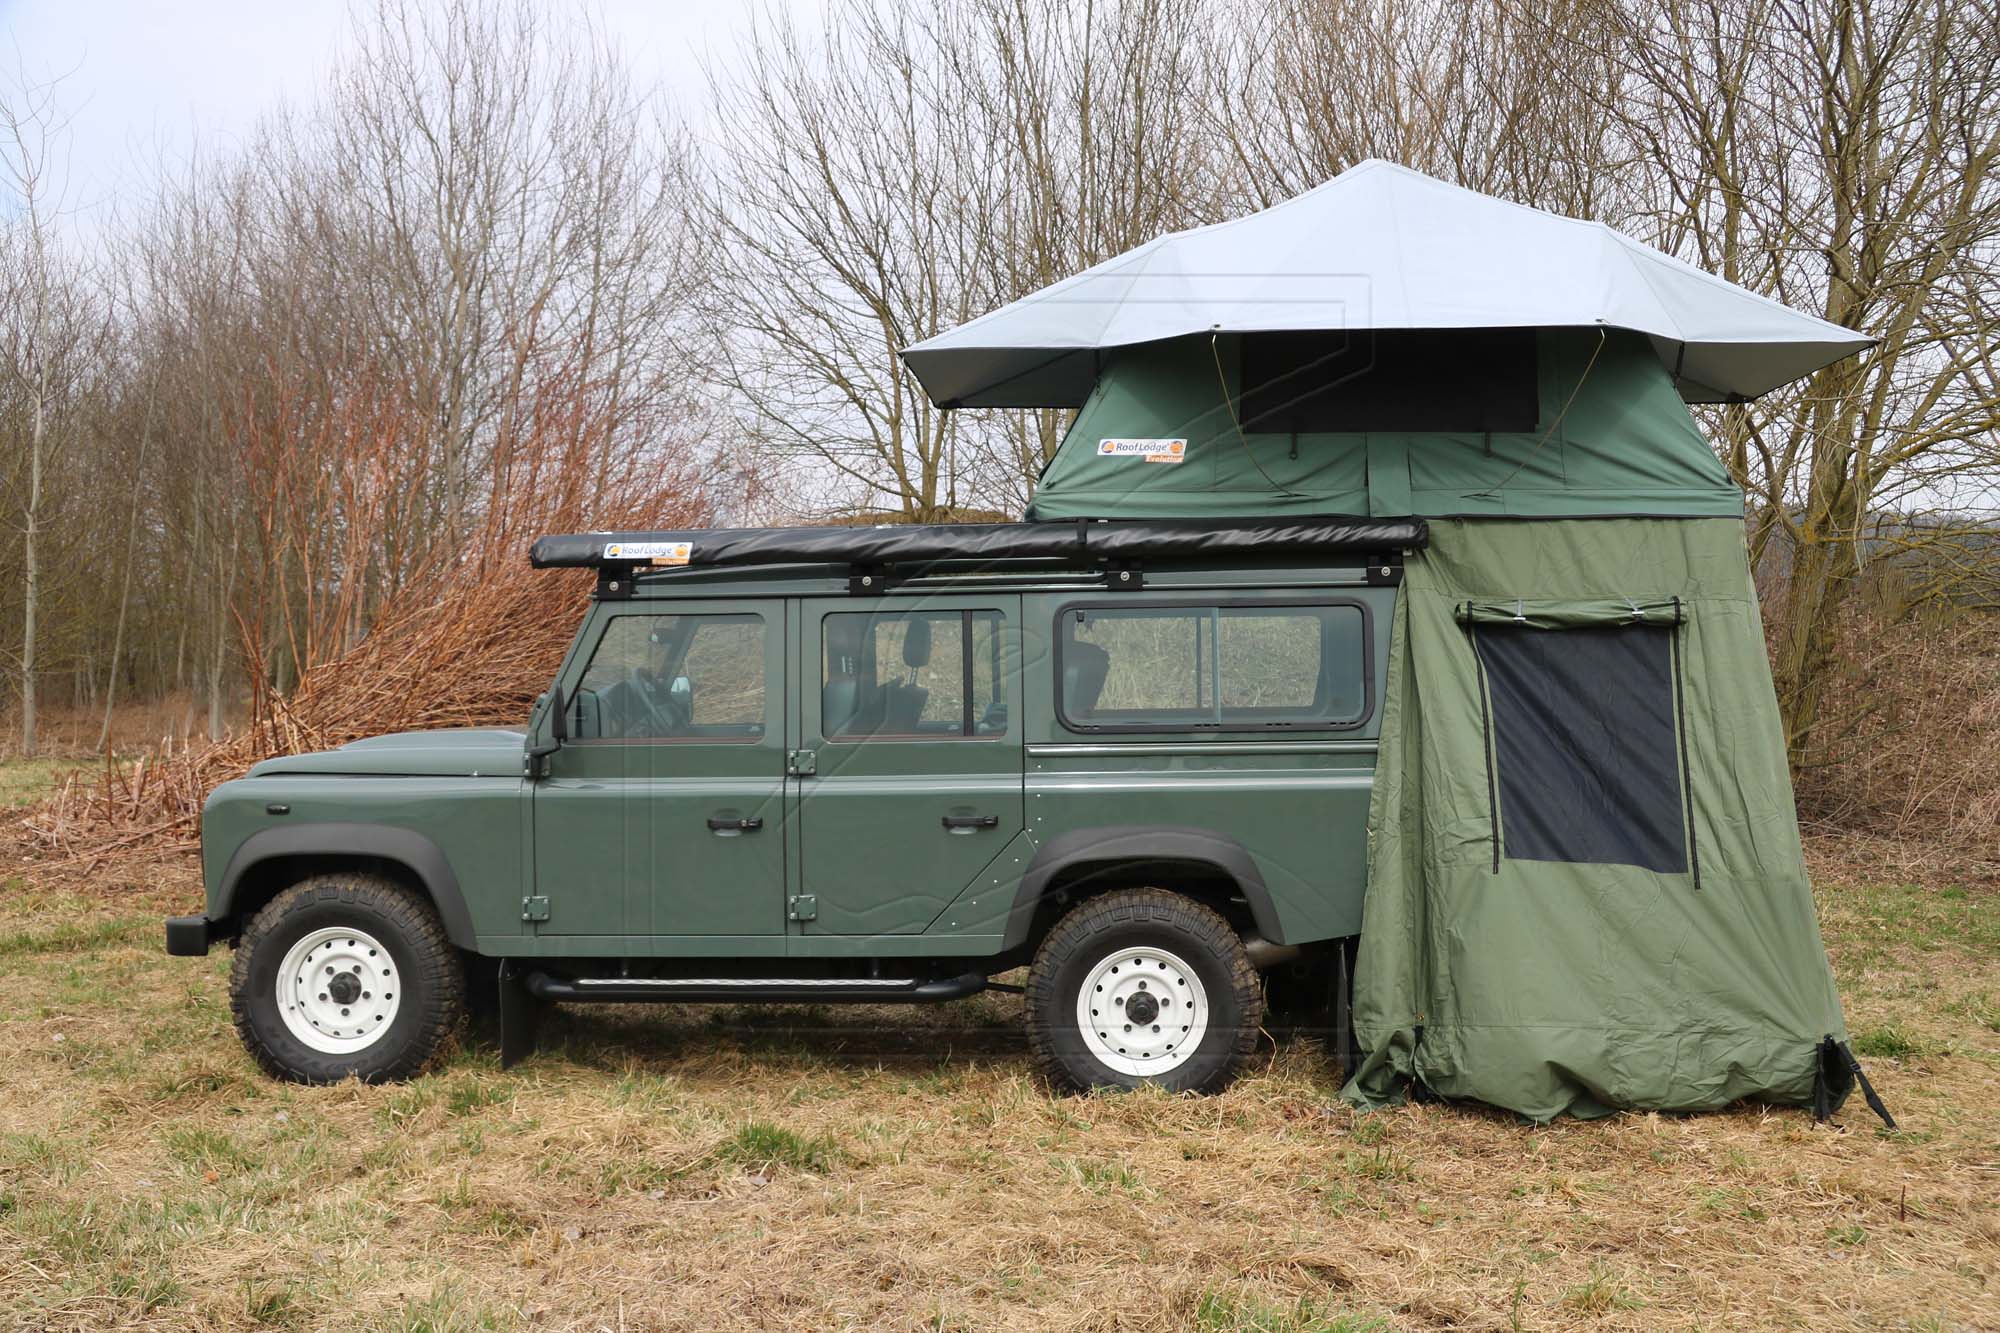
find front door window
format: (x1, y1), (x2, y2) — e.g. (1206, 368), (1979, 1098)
(571, 614), (765, 741)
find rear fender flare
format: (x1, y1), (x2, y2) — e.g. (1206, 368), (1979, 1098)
(215, 822), (477, 949)
(1003, 825), (1282, 950)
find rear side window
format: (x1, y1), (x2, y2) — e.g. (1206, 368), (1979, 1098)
(822, 609), (1006, 739)
(1059, 603), (1367, 732)
(1472, 623), (1689, 874)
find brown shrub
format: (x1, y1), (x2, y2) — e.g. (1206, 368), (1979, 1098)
(16, 358), (722, 858)
(19, 560), (598, 855)
(1789, 599), (2000, 883)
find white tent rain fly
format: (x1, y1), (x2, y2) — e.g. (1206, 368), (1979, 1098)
(901, 160), (1872, 410)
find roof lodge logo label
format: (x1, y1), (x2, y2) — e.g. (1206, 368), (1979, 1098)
(1097, 437), (1187, 464)
(601, 540), (694, 565)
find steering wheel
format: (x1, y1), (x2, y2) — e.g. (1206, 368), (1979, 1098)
(629, 666), (691, 736)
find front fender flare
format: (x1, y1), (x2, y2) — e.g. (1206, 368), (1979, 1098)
(1003, 825), (1284, 951)
(215, 822), (478, 949)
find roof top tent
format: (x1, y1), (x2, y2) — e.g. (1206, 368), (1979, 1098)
(902, 158), (1869, 523)
(899, 161), (1892, 1126)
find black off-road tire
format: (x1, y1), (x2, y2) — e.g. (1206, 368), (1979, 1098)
(1025, 888), (1263, 1094)
(230, 872), (465, 1084)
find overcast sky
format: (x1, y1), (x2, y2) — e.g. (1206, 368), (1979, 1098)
(0, 0), (814, 238)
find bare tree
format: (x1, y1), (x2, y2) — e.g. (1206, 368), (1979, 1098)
(1586, 0), (2000, 759)
(0, 68), (99, 756)
(95, 348), (159, 753)
(292, 0), (715, 547)
(701, 0), (1226, 521)
(79, 0), (727, 741)
(1214, 0), (1632, 217)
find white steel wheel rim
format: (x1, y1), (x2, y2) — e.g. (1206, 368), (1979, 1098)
(1076, 945), (1209, 1077)
(276, 926), (402, 1055)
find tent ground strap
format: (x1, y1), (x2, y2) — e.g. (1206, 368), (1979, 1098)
(1819, 1035), (1896, 1130)
(1840, 1041), (1897, 1130)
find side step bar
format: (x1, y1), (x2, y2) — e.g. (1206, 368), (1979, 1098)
(523, 971), (989, 1005)
(495, 964), (989, 1068)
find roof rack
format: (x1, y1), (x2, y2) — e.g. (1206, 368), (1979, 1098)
(529, 517), (1426, 598)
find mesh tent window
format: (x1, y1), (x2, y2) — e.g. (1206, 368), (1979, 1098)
(1461, 600), (1695, 879)
(1239, 329), (1540, 433)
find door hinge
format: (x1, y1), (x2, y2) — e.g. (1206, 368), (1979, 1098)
(787, 748), (817, 776)
(520, 896), (551, 923)
(788, 894), (817, 922)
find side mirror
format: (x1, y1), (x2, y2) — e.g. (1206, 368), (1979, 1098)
(526, 685), (566, 773)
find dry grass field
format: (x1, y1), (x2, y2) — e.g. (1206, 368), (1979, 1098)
(0, 813), (1993, 1330)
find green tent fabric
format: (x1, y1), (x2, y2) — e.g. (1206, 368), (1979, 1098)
(1341, 517), (1861, 1121)
(1025, 329), (1744, 521)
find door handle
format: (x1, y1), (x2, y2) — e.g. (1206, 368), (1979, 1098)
(706, 816), (764, 833)
(942, 814), (1000, 831)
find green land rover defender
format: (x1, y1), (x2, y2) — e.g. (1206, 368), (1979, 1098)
(165, 517), (1418, 1093)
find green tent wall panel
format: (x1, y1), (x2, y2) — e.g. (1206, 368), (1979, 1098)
(1341, 518), (1855, 1120)
(1024, 329), (1745, 521)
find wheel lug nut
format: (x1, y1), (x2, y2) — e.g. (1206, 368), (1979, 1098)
(1123, 1024), (1132, 1032)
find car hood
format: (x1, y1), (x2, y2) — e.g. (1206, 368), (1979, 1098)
(245, 728), (526, 778)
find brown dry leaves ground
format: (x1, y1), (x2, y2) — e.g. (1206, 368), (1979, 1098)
(0, 846), (1993, 1333)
